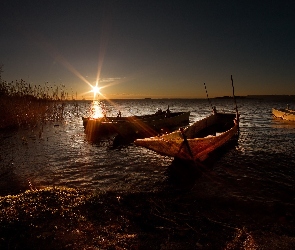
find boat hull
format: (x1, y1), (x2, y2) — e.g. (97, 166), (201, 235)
(114, 111), (190, 138)
(83, 111), (190, 141)
(272, 108), (295, 121)
(134, 113), (239, 162)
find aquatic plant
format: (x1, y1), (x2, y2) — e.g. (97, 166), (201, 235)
(0, 66), (68, 129)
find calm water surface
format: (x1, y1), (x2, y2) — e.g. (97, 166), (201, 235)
(0, 98), (294, 207)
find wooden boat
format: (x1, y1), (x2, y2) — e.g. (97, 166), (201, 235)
(82, 110), (190, 141)
(82, 111), (169, 137)
(134, 111), (239, 162)
(83, 118), (118, 140)
(82, 112), (168, 128)
(272, 107), (295, 121)
(113, 111), (190, 138)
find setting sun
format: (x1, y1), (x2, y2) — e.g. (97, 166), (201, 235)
(90, 84), (102, 99)
(91, 85), (101, 95)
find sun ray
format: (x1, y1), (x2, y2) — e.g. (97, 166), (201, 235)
(15, 4), (123, 101)
(23, 19), (131, 102)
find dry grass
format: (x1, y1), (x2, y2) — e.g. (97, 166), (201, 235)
(0, 79), (66, 129)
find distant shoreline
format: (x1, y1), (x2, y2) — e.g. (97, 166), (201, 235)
(73, 95), (295, 101)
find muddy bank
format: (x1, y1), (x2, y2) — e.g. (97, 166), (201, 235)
(0, 186), (294, 249)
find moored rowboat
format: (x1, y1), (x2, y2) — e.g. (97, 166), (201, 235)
(272, 108), (295, 121)
(82, 112), (169, 128)
(82, 110), (190, 141)
(113, 111), (190, 138)
(82, 111), (171, 139)
(134, 112), (239, 162)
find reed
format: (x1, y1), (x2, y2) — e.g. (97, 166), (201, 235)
(0, 77), (67, 129)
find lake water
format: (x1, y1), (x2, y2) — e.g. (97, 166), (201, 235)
(0, 98), (294, 201)
(1, 98), (295, 248)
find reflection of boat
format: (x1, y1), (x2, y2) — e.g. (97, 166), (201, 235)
(271, 118), (295, 129)
(82, 111), (190, 141)
(272, 107), (295, 121)
(83, 117), (118, 141)
(134, 111), (239, 162)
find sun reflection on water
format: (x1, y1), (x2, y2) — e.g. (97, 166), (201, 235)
(90, 101), (104, 118)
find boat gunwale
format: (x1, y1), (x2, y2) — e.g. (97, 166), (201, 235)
(136, 112), (237, 141)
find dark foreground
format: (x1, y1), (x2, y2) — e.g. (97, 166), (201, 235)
(0, 167), (294, 250)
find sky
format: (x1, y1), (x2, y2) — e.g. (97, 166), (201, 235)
(1, 0), (295, 99)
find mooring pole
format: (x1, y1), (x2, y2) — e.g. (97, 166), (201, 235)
(204, 82), (214, 112)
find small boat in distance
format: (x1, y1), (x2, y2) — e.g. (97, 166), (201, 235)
(272, 105), (295, 121)
(134, 110), (239, 162)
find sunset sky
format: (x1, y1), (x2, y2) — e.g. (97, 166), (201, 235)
(1, 1), (294, 99)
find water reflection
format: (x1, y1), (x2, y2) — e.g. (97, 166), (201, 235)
(271, 116), (295, 129)
(1, 99), (295, 198)
(90, 100), (104, 118)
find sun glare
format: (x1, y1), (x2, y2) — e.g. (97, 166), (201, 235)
(90, 84), (101, 99)
(92, 86), (101, 95)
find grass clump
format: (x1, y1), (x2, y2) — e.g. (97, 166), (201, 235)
(0, 73), (67, 129)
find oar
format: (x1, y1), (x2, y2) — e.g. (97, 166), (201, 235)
(179, 128), (207, 169)
(179, 128), (194, 159)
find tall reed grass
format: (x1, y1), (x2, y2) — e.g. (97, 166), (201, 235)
(0, 77), (67, 129)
